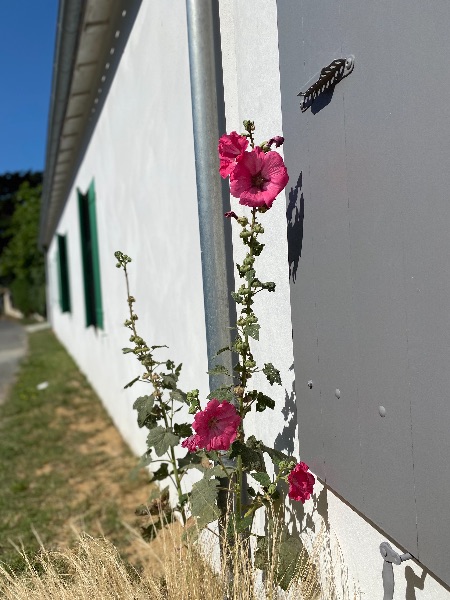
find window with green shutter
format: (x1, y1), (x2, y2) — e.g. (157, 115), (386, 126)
(57, 234), (71, 313)
(77, 180), (103, 329)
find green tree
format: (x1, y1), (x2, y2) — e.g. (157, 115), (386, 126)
(0, 171), (42, 255)
(0, 179), (46, 316)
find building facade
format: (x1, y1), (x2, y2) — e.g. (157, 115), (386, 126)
(41, 2), (450, 597)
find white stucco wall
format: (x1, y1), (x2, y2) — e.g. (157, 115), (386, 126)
(218, 1), (450, 598)
(46, 0), (450, 597)
(47, 0), (209, 462)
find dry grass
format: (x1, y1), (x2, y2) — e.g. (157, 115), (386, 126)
(0, 517), (360, 600)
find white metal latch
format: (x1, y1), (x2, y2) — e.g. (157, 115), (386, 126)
(380, 541), (413, 600)
(297, 56), (355, 112)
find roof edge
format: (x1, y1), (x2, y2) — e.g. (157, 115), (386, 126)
(39, 0), (86, 250)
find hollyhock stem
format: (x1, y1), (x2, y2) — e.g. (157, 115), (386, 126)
(234, 207), (259, 519)
(120, 258), (186, 524)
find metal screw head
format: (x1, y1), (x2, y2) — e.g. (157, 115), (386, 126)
(307, 380), (313, 389)
(379, 405), (386, 417)
(335, 389), (341, 399)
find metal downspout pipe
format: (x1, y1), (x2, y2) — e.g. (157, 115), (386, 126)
(185, 0), (235, 389)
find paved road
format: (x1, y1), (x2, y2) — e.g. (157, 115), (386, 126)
(0, 318), (27, 404)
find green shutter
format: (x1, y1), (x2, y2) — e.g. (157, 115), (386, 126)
(87, 181), (103, 329)
(57, 234), (71, 313)
(78, 189), (95, 327)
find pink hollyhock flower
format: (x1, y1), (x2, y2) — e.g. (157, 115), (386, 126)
(230, 147), (289, 209)
(218, 131), (248, 178)
(190, 398), (241, 452)
(181, 434), (201, 452)
(287, 462), (315, 503)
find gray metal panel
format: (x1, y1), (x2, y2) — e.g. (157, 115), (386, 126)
(278, 0), (418, 560)
(279, 0), (364, 509)
(372, 3), (450, 581)
(339, 0), (418, 553)
(280, 0), (450, 582)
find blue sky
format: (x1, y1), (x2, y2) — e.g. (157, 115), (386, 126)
(0, 1), (58, 174)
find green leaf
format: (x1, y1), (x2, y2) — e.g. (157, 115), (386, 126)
(151, 463), (170, 481)
(190, 477), (221, 529)
(203, 464), (229, 480)
(251, 472), (271, 488)
(122, 347), (134, 354)
(146, 426), (180, 457)
(137, 450), (153, 467)
(178, 451), (203, 471)
(245, 269), (256, 283)
(207, 386), (234, 402)
(276, 533), (306, 590)
(213, 346), (231, 357)
(256, 392), (275, 412)
(231, 291), (243, 304)
(133, 395), (156, 428)
(254, 535), (269, 571)
(173, 422), (192, 437)
(229, 440), (265, 472)
(254, 530), (306, 590)
(253, 241), (265, 256)
(226, 513), (254, 537)
(244, 323), (260, 341)
(262, 363), (282, 386)
(207, 364), (230, 376)
(170, 388), (187, 404)
(263, 445), (292, 467)
(160, 374), (177, 389)
(124, 375), (140, 389)
(263, 281), (276, 292)
(187, 389), (201, 414)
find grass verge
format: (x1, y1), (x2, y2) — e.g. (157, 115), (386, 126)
(0, 329), (150, 572)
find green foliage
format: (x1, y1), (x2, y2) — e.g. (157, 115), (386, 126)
(151, 463), (170, 481)
(187, 389), (201, 414)
(133, 394), (156, 428)
(244, 323), (260, 340)
(254, 530), (306, 590)
(146, 426), (179, 457)
(207, 364), (230, 376)
(123, 375), (140, 389)
(251, 471), (272, 488)
(207, 385), (234, 402)
(177, 451), (202, 471)
(262, 362), (282, 386)
(0, 177), (46, 315)
(190, 478), (221, 528)
(254, 391), (275, 412)
(0, 171), (42, 255)
(230, 439), (265, 472)
(173, 422), (192, 437)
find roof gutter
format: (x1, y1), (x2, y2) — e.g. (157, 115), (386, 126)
(185, 0), (236, 390)
(39, 0), (85, 250)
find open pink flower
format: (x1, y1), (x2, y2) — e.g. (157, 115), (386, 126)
(218, 131), (248, 178)
(181, 434), (201, 452)
(230, 147), (289, 209)
(185, 398), (241, 452)
(287, 462), (315, 503)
